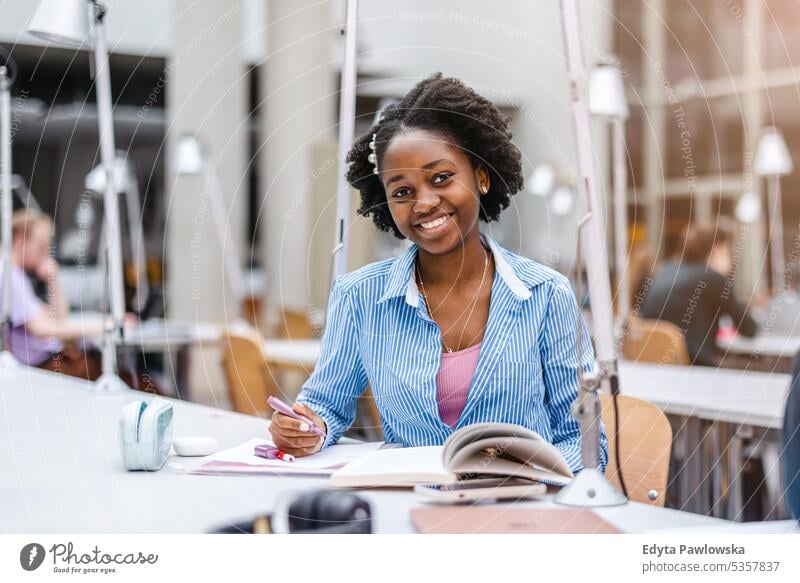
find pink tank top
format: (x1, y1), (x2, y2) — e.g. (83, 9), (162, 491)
(436, 342), (482, 427)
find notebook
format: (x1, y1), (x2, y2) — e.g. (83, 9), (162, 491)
(410, 506), (622, 534)
(182, 438), (383, 476)
(330, 423), (573, 488)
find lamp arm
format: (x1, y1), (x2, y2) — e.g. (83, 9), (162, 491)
(330, 0), (359, 285)
(122, 171), (149, 312)
(205, 165), (247, 319)
(612, 118), (629, 331)
(0, 67), (12, 352)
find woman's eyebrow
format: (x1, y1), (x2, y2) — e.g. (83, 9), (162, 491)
(384, 159), (454, 187)
(422, 158), (453, 170)
(385, 173), (405, 187)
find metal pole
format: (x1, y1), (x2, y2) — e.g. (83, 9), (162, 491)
(555, 0), (626, 507)
(612, 118), (629, 331)
(91, 4), (128, 391)
(121, 164), (149, 313)
(767, 174), (786, 293)
(331, 0), (359, 283)
(0, 65), (20, 368)
(205, 164), (247, 321)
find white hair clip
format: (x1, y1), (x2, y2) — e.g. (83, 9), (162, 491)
(368, 133), (378, 175)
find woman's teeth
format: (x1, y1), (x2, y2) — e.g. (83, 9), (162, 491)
(420, 215), (449, 230)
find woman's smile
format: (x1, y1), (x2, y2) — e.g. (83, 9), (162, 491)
(415, 212), (454, 235)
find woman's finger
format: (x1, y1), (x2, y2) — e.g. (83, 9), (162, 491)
(272, 426), (322, 438)
(272, 434), (321, 449)
(292, 403), (326, 432)
(271, 411), (320, 433)
(275, 440), (322, 457)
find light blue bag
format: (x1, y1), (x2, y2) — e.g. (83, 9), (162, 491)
(120, 398), (174, 471)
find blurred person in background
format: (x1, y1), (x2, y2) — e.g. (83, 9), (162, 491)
(1, 209), (108, 379)
(639, 219), (758, 366)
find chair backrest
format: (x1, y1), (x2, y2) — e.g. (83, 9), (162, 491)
(784, 351), (800, 520)
(600, 393), (673, 506)
(279, 308), (318, 340)
(622, 317), (690, 365)
(220, 332), (280, 417)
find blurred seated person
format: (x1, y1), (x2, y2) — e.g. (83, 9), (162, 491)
(1, 209), (108, 379)
(639, 220), (758, 366)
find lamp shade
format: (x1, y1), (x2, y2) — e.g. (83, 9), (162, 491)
(528, 162), (557, 197)
(754, 126), (794, 176)
(589, 62), (629, 120)
(735, 191), (761, 223)
(84, 155), (130, 194)
(174, 135), (205, 175)
(550, 186), (575, 216)
(27, 0), (89, 47)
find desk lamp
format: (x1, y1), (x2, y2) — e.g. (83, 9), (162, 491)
(85, 154), (149, 313)
(554, 0), (627, 507)
(174, 135), (247, 324)
(590, 59), (630, 333)
(28, 0), (129, 392)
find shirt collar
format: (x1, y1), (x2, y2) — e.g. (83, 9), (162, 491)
(377, 234), (536, 306)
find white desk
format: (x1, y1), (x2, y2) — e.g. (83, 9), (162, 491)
(262, 338), (320, 371)
(619, 361), (789, 520)
(618, 361), (788, 430)
(718, 333), (800, 360)
(69, 313), (224, 396)
(69, 313), (223, 351)
(0, 366), (735, 533)
(660, 520), (798, 534)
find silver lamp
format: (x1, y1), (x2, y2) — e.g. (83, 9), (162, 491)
(84, 154), (149, 313)
(28, 0), (129, 392)
(755, 126), (794, 293)
(174, 134), (247, 323)
(554, 0), (627, 508)
(590, 59), (630, 334)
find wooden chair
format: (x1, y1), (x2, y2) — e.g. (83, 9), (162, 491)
(279, 308), (319, 340)
(220, 331), (282, 417)
(622, 317), (690, 365)
(600, 393), (673, 506)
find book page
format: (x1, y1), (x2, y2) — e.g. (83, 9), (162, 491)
(330, 446), (451, 486)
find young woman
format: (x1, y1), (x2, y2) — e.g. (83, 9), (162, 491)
(269, 73), (607, 473)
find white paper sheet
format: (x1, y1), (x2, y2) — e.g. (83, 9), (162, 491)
(183, 438), (384, 476)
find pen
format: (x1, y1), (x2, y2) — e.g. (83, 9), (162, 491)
(254, 444), (295, 462)
(267, 396), (327, 439)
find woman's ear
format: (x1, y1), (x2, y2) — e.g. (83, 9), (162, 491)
(475, 165), (490, 195)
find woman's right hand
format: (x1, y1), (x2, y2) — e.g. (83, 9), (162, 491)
(268, 402), (327, 457)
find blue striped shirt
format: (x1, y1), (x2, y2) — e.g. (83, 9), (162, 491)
(297, 234), (608, 473)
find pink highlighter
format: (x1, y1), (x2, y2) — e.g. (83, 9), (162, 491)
(254, 444), (295, 462)
(267, 396), (327, 439)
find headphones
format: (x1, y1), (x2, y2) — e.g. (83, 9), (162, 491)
(286, 489), (371, 534)
(212, 490), (372, 534)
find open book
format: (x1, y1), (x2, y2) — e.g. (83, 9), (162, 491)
(330, 423), (574, 488)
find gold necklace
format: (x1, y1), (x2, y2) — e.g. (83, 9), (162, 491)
(416, 245), (490, 353)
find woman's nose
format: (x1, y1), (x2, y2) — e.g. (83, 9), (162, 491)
(412, 187), (441, 214)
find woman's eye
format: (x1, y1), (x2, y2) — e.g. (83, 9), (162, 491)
(433, 172), (453, 185)
(392, 187), (411, 199)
